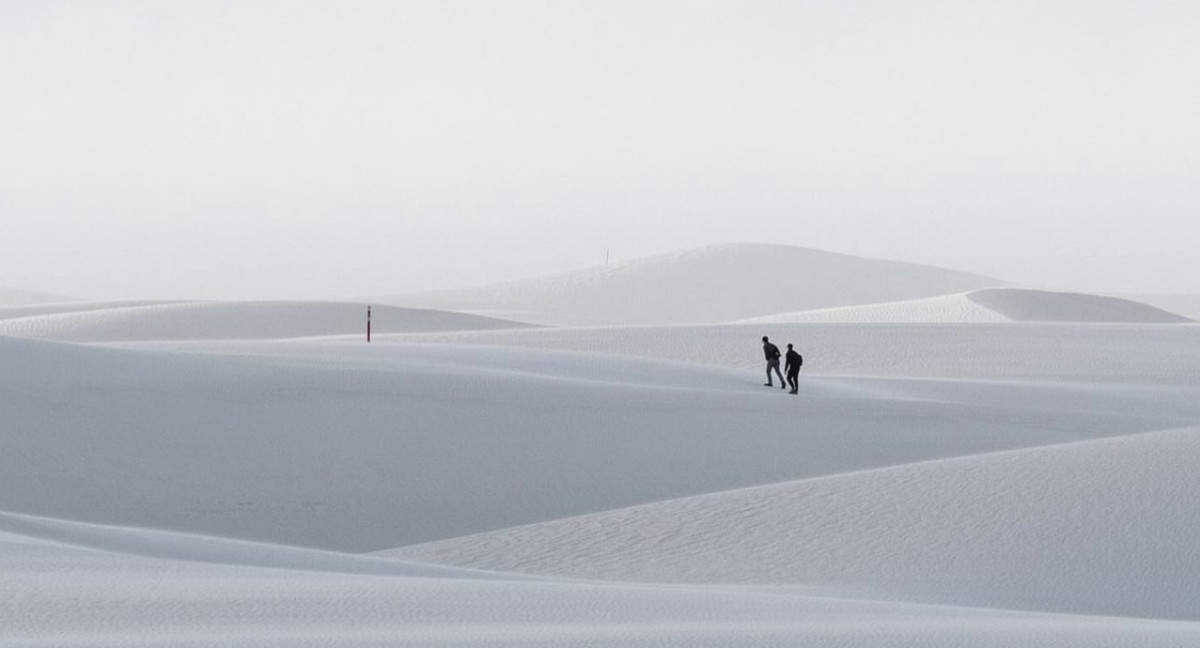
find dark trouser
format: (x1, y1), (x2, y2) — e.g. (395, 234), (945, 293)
(766, 359), (784, 385)
(787, 369), (800, 393)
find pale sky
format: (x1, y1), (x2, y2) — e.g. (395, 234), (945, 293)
(2, 1), (1197, 300)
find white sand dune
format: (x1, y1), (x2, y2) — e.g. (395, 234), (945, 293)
(4, 333), (1163, 553)
(10, 514), (1200, 647)
(969, 289), (1193, 323)
(741, 289), (1193, 324)
(386, 425), (1200, 621)
(0, 300), (531, 342)
(381, 243), (1004, 325)
(4, 268), (1200, 644)
(4, 322), (1199, 555)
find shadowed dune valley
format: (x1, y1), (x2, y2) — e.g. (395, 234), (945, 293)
(4, 243), (1200, 646)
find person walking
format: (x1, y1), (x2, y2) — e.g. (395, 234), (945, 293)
(762, 336), (785, 388)
(785, 343), (803, 395)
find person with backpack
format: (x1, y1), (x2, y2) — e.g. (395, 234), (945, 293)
(762, 336), (785, 389)
(785, 343), (803, 395)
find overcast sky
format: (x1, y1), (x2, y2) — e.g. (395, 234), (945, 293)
(2, 1), (1197, 300)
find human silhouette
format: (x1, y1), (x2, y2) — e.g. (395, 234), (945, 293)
(785, 343), (803, 395)
(762, 336), (785, 388)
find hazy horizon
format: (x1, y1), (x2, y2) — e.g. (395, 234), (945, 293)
(3, 1), (1198, 301)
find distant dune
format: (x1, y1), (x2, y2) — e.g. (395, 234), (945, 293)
(0, 286), (70, 306)
(380, 243), (1005, 325)
(1114, 293), (1200, 320)
(743, 289), (1193, 324)
(969, 289), (1193, 323)
(0, 301), (531, 342)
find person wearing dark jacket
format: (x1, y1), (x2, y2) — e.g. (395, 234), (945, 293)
(785, 343), (803, 395)
(762, 336), (785, 388)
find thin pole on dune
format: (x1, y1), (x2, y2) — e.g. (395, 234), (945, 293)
(367, 305), (372, 343)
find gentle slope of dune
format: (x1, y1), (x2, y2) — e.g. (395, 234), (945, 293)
(386, 425), (1200, 620)
(1115, 293), (1200, 320)
(10, 512), (1200, 647)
